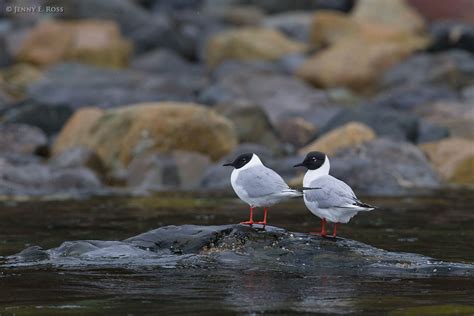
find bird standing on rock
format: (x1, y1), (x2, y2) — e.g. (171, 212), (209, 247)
(223, 153), (302, 227)
(294, 151), (375, 238)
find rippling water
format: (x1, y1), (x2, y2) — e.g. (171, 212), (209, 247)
(0, 190), (473, 314)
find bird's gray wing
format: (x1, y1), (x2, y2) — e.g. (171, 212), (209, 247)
(236, 166), (290, 198)
(305, 175), (358, 209)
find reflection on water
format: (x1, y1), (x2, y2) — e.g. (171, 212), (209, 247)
(0, 190), (473, 314)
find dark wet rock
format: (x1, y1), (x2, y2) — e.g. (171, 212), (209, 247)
(6, 224), (473, 278)
(49, 146), (106, 177)
(0, 162), (102, 197)
(428, 21), (474, 53)
(126, 151), (211, 192)
(1, 101), (73, 136)
(417, 119), (450, 144)
(263, 11), (312, 42)
(414, 101), (474, 140)
(240, 0), (355, 14)
(131, 48), (201, 73)
(371, 84), (458, 112)
(322, 106), (419, 142)
(331, 138), (441, 195)
(215, 103), (282, 153)
(200, 63), (337, 130)
(26, 63), (208, 109)
(382, 50), (474, 90)
(0, 123), (47, 156)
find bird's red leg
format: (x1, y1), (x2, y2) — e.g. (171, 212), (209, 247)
(321, 218), (327, 237)
(310, 218), (327, 236)
(333, 222), (338, 238)
(256, 207), (268, 227)
(240, 206), (254, 225)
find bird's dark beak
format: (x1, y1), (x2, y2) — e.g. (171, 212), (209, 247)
(293, 162), (304, 168)
(223, 162), (234, 167)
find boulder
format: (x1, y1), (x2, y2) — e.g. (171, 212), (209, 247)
(211, 5), (264, 26)
(205, 27), (305, 67)
(414, 101), (474, 140)
(53, 103), (237, 171)
(421, 138), (474, 184)
(0, 123), (47, 156)
(10, 224), (473, 278)
(352, 0), (425, 33)
(126, 151), (211, 192)
(215, 103), (282, 152)
(0, 63), (43, 97)
(26, 63), (208, 109)
(0, 161), (102, 197)
(299, 3), (428, 90)
(49, 146), (106, 177)
(263, 11), (312, 42)
(277, 117), (317, 148)
(329, 138), (441, 195)
(407, 0), (474, 23)
(428, 21), (474, 53)
(16, 20), (133, 68)
(382, 50), (474, 90)
(131, 48), (196, 73)
(416, 119), (450, 144)
(200, 63), (337, 130)
(322, 106), (419, 142)
(1, 101), (73, 136)
(299, 122), (376, 155)
(297, 36), (427, 90)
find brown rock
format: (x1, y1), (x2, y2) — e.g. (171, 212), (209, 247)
(206, 27), (306, 67)
(297, 36), (427, 90)
(421, 137), (474, 184)
(0, 63), (43, 97)
(299, 122), (376, 155)
(53, 102), (237, 171)
(16, 20), (132, 68)
(302, 1), (428, 90)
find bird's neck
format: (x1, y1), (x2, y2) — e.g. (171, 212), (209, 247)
(303, 158), (330, 187)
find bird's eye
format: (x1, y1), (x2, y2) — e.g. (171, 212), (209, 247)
(312, 157), (316, 161)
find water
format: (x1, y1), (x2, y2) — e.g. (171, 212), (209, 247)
(0, 190), (473, 315)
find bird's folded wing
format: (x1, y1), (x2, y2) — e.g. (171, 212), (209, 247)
(236, 166), (289, 198)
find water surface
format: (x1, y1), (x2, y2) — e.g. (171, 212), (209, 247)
(0, 190), (473, 315)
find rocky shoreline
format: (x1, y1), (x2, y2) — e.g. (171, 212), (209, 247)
(0, 0), (473, 198)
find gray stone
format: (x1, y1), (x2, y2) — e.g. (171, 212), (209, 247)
(127, 151), (211, 192)
(0, 161), (102, 197)
(382, 50), (474, 90)
(26, 63), (208, 109)
(50, 146), (106, 177)
(0, 123), (47, 156)
(416, 119), (450, 144)
(200, 62), (338, 129)
(330, 138), (441, 195)
(1, 101), (73, 136)
(131, 48), (197, 73)
(322, 106), (419, 142)
(263, 11), (312, 42)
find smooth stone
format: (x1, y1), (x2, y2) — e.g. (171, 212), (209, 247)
(6, 224), (473, 277)
(428, 21), (474, 53)
(263, 11), (312, 42)
(26, 63), (209, 109)
(382, 50), (474, 90)
(126, 150), (211, 192)
(0, 123), (47, 156)
(330, 138), (441, 195)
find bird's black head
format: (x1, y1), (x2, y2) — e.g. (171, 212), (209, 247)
(223, 153), (254, 169)
(294, 151), (326, 170)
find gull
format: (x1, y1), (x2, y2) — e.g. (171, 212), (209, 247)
(223, 153), (302, 227)
(294, 151), (375, 237)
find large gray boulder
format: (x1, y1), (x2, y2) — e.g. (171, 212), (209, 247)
(331, 138), (441, 195)
(7, 224), (473, 278)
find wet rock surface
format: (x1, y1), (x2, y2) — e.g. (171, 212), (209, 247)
(4, 224), (473, 277)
